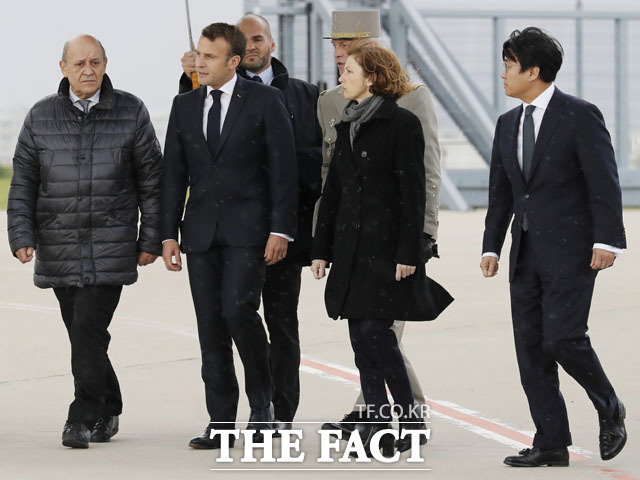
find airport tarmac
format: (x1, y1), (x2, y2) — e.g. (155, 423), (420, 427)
(0, 209), (637, 480)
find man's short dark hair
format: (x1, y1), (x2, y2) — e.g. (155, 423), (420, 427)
(502, 27), (564, 83)
(201, 23), (246, 62)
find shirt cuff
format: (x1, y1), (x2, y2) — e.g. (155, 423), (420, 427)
(271, 232), (293, 242)
(482, 252), (499, 259)
(162, 239), (177, 244)
(593, 243), (623, 256)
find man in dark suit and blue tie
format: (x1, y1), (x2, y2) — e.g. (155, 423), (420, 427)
(160, 23), (297, 449)
(480, 27), (627, 467)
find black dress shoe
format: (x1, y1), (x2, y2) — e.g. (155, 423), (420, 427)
(599, 400), (627, 461)
(396, 417), (429, 452)
(247, 403), (275, 443)
(189, 425), (236, 450)
(90, 416), (119, 442)
(272, 420), (292, 439)
(504, 447), (569, 467)
(349, 423), (396, 458)
(321, 411), (362, 439)
(62, 421), (91, 449)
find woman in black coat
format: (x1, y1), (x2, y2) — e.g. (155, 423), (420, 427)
(311, 44), (453, 457)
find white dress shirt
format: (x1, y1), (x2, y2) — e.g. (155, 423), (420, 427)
(164, 72), (292, 244)
(69, 88), (101, 112)
(483, 83), (621, 259)
(202, 74), (237, 139)
(245, 65), (274, 86)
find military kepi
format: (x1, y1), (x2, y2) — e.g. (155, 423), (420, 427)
(324, 10), (381, 39)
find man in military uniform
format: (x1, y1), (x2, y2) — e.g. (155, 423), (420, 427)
(317, 10), (442, 436)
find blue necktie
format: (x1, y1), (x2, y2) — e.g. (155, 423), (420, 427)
(251, 75), (263, 83)
(522, 105), (536, 231)
(207, 90), (223, 154)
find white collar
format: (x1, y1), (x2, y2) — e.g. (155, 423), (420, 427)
(69, 87), (101, 106)
(523, 83), (555, 111)
(246, 64), (274, 86)
(206, 73), (237, 97)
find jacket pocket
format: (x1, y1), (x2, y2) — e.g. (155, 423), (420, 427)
(38, 150), (53, 193)
(113, 148), (132, 193)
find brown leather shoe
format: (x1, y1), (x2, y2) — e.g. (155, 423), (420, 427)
(504, 447), (569, 467)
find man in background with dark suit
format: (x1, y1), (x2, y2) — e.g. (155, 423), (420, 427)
(481, 27), (627, 467)
(160, 23), (297, 449)
(179, 14), (322, 433)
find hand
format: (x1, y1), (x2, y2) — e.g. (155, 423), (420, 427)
(395, 264), (416, 281)
(15, 247), (34, 264)
(590, 248), (615, 270)
(480, 256), (499, 277)
(181, 51), (196, 75)
(162, 240), (182, 272)
(311, 260), (327, 279)
(421, 233), (439, 262)
(264, 234), (288, 266)
(138, 252), (158, 266)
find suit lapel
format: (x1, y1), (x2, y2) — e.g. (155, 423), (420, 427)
(504, 106), (526, 187)
(214, 77), (248, 158)
(191, 86), (208, 148)
(529, 89), (567, 180)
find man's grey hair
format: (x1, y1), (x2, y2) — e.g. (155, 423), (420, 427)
(61, 35), (107, 62)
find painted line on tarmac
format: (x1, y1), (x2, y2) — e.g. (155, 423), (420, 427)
(2, 301), (636, 479)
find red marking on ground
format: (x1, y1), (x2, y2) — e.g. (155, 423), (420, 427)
(301, 357), (638, 479)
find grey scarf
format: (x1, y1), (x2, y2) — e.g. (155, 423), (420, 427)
(341, 95), (385, 147)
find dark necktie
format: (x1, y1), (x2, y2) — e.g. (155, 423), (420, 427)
(522, 105), (536, 181)
(207, 90), (223, 154)
(77, 99), (90, 114)
(522, 105), (536, 231)
(251, 75), (263, 83)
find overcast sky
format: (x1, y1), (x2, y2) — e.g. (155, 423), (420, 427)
(0, 0), (638, 112)
(0, 0), (243, 111)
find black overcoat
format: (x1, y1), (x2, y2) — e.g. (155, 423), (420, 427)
(312, 98), (453, 321)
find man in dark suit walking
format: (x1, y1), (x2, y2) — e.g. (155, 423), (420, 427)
(179, 14), (322, 432)
(480, 27), (627, 467)
(160, 23), (297, 448)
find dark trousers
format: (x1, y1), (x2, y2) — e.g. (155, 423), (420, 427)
(187, 234), (271, 429)
(263, 258), (302, 423)
(53, 285), (123, 428)
(510, 232), (618, 449)
(348, 318), (414, 421)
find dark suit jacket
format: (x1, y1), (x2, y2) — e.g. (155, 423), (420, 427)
(482, 88), (626, 281)
(179, 58), (322, 264)
(161, 75), (297, 251)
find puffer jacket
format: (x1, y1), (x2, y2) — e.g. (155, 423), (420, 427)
(7, 74), (162, 288)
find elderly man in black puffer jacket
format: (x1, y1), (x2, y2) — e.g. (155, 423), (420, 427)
(7, 35), (162, 449)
